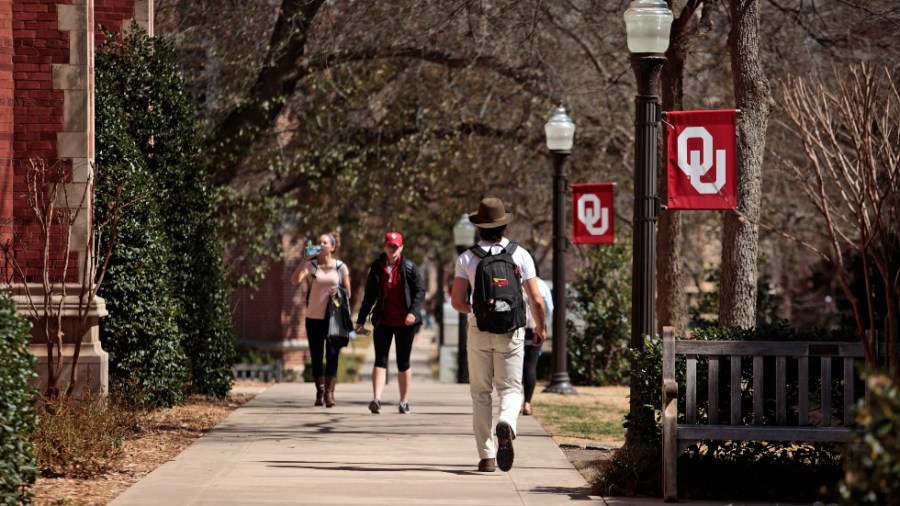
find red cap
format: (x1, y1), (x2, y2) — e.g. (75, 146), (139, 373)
(384, 231), (403, 246)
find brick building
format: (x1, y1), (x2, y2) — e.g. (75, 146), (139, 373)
(0, 0), (153, 394)
(231, 235), (309, 373)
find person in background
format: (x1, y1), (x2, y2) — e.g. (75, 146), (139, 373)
(355, 232), (426, 414)
(290, 233), (351, 408)
(522, 264), (553, 416)
(451, 197), (546, 473)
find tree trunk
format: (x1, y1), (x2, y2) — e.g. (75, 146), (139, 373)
(720, 0), (771, 328)
(657, 0), (708, 336)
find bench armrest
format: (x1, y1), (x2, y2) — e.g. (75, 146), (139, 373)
(663, 378), (678, 405)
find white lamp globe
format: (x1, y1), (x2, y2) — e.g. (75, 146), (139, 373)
(624, 0), (673, 54)
(544, 106), (576, 152)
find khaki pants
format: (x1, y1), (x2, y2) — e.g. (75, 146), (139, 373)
(466, 316), (525, 460)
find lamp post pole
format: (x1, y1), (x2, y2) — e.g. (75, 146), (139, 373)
(453, 214), (476, 384)
(623, 0), (672, 445)
(456, 244), (468, 383)
(436, 260), (445, 347)
(544, 150), (577, 394)
(630, 53), (664, 351)
(543, 106), (577, 395)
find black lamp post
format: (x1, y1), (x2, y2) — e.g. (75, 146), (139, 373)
(453, 214), (476, 383)
(543, 106), (577, 395)
(624, 0), (672, 440)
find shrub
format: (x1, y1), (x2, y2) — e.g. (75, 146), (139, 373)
(0, 290), (37, 505)
(840, 373), (900, 505)
(95, 53), (190, 408)
(96, 25), (234, 400)
(32, 393), (140, 479)
(567, 243), (632, 386)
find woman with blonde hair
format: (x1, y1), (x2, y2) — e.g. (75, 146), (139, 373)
(291, 232), (351, 407)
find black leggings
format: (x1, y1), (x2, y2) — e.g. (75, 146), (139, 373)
(306, 318), (340, 378)
(373, 324), (416, 371)
(523, 328), (542, 402)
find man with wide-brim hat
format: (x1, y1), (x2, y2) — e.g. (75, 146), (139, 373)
(450, 197), (547, 474)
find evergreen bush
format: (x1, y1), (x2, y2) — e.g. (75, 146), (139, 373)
(0, 290), (37, 504)
(96, 26), (234, 399)
(95, 70), (189, 407)
(567, 244), (632, 385)
(841, 373), (900, 505)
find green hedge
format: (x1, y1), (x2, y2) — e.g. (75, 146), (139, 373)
(0, 290), (37, 504)
(95, 63), (189, 407)
(95, 25), (234, 402)
(567, 243), (632, 386)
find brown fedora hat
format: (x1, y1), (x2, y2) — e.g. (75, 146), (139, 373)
(469, 197), (513, 228)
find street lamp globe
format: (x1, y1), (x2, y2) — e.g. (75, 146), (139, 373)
(624, 0), (673, 54)
(544, 106), (576, 152)
(453, 213), (476, 248)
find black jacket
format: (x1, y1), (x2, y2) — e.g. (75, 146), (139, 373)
(356, 254), (426, 328)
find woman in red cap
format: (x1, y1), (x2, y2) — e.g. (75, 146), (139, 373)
(356, 231), (426, 414)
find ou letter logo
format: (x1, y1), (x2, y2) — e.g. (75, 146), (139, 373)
(677, 126), (726, 195)
(577, 194), (608, 236)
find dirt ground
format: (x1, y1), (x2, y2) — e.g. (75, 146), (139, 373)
(32, 384), (264, 506)
(32, 382), (621, 505)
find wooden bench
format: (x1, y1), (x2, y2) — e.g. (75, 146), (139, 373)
(232, 362), (283, 382)
(661, 326), (865, 501)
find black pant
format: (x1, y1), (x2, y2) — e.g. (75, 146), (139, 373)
(523, 328), (542, 402)
(306, 318), (340, 378)
(373, 324), (416, 371)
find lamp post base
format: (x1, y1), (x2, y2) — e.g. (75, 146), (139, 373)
(543, 373), (577, 395)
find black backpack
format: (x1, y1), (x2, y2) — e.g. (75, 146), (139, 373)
(469, 242), (526, 333)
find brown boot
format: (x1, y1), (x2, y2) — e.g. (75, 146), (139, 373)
(324, 377), (336, 408)
(314, 376), (325, 406)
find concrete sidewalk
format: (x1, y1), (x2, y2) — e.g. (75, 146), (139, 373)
(109, 330), (774, 505)
(110, 329), (600, 505)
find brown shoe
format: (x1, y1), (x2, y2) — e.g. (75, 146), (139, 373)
(522, 402), (532, 416)
(477, 458), (496, 472)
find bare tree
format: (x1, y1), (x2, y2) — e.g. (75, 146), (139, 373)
(1, 159), (125, 397)
(780, 64), (900, 373)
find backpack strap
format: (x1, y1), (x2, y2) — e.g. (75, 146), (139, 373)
(470, 242), (518, 258)
(469, 245), (489, 259)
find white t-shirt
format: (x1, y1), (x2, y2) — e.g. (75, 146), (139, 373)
(454, 238), (536, 289)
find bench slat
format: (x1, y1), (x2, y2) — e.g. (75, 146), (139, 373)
(731, 355), (741, 425)
(776, 356), (786, 424)
(708, 356), (719, 425)
(675, 341), (864, 357)
(753, 356), (763, 425)
(844, 357), (854, 426)
(677, 425), (852, 443)
(822, 357), (832, 426)
(686, 357), (697, 424)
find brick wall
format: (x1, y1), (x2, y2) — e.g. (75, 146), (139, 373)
(94, 0), (131, 33)
(9, 0), (70, 282)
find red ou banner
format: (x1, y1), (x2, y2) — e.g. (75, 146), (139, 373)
(665, 109), (738, 210)
(571, 183), (614, 244)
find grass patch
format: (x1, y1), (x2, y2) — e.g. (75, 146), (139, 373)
(531, 385), (628, 446)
